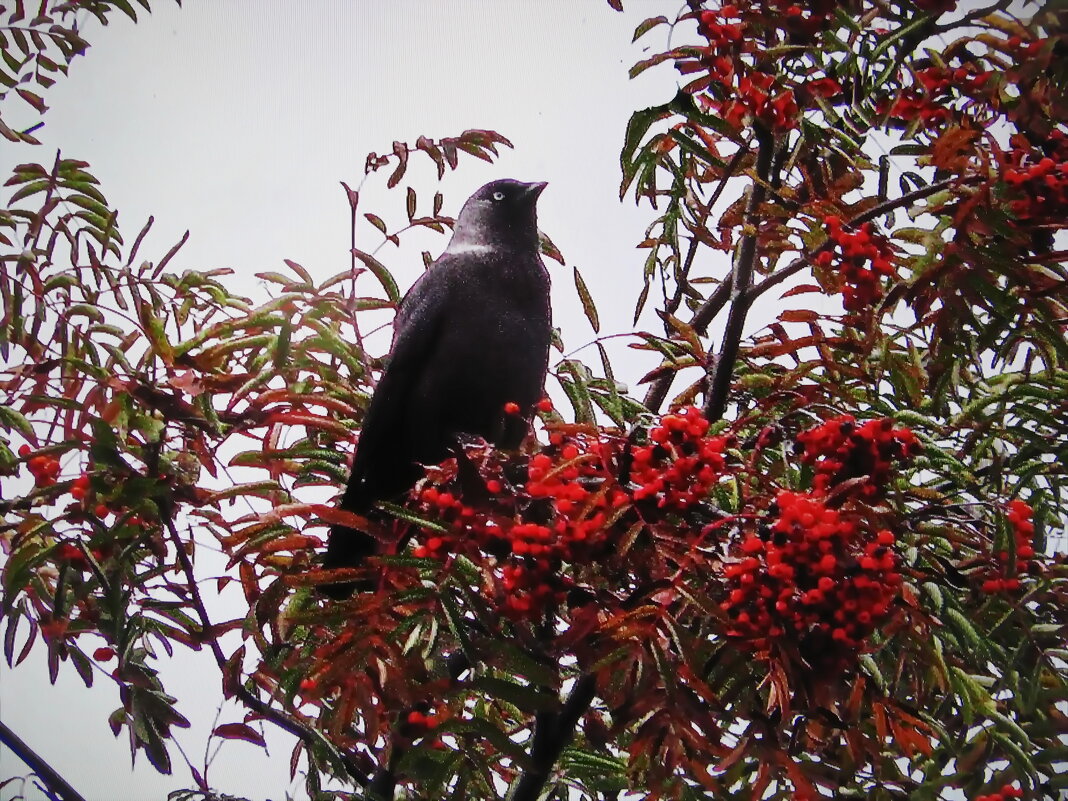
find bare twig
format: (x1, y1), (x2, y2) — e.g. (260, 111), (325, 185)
(0, 718), (88, 801)
(934, 0), (1013, 32)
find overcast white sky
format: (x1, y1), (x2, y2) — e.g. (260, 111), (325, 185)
(0, 3), (718, 800)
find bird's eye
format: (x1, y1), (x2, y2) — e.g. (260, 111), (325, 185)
(492, 191), (505, 201)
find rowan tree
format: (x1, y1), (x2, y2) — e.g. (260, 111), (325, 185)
(1, 2), (1067, 800)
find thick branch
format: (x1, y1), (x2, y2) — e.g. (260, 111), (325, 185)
(704, 126), (777, 421)
(0, 718), (87, 801)
(509, 673), (597, 801)
(642, 274), (733, 414)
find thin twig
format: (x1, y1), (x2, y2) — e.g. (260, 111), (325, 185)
(934, 0), (1013, 32)
(704, 126), (777, 421)
(0, 718), (88, 801)
(161, 513), (369, 786)
(342, 182), (377, 390)
(744, 175), (974, 304)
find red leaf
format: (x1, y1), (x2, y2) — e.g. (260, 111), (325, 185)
(779, 309), (820, 323)
(780, 283), (822, 298)
(213, 722), (266, 747)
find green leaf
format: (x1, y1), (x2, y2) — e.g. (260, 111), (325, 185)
(470, 676), (556, 713)
(353, 249), (400, 304)
(572, 266), (600, 333)
(633, 15), (669, 42)
(557, 359), (596, 424)
(0, 405), (33, 437)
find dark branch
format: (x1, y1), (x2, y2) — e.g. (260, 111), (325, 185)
(363, 651), (471, 800)
(509, 673), (597, 801)
(0, 718), (88, 801)
(704, 125), (777, 421)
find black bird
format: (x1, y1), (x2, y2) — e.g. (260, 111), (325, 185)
(321, 179), (553, 597)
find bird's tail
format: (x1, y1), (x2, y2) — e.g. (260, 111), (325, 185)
(320, 523), (377, 599)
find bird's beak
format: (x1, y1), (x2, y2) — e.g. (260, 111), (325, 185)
(524, 181), (548, 200)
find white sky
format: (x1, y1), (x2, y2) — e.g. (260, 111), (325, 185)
(0, 3), (719, 800)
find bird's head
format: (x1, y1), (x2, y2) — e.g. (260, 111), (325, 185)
(447, 179), (547, 254)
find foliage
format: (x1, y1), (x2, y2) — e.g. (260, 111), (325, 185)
(1, 2), (1068, 801)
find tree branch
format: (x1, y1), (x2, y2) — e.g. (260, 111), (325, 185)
(508, 673), (597, 801)
(642, 274), (733, 414)
(704, 125), (777, 421)
(0, 718), (87, 801)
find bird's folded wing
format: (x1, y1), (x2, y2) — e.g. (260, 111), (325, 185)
(343, 265), (453, 503)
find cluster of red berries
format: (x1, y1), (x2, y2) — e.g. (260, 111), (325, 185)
(974, 784), (1023, 801)
(20, 445), (60, 488)
(816, 217), (897, 312)
(795, 416), (919, 497)
(404, 708), (443, 734)
(722, 490), (901, 657)
(411, 419), (626, 620)
(1002, 130), (1068, 226)
(693, 7), (800, 131)
(630, 406), (730, 509)
(980, 500), (1037, 594)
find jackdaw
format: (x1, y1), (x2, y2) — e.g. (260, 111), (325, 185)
(321, 179), (552, 597)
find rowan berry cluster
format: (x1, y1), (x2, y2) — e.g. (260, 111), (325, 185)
(980, 500), (1037, 594)
(974, 784), (1023, 801)
(816, 217), (897, 312)
(694, 6), (801, 131)
(630, 406), (730, 510)
(21, 445), (60, 488)
(795, 415), (919, 497)
(722, 490), (901, 659)
(406, 403), (738, 620)
(1002, 130), (1068, 226)
(411, 420), (626, 621)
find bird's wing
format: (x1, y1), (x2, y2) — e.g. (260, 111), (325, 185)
(342, 262), (456, 505)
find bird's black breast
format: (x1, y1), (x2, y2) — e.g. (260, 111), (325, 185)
(343, 246), (551, 509)
(405, 249), (551, 450)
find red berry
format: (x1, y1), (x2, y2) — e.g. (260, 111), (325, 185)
(93, 647), (115, 661)
(94, 504), (109, 518)
(536, 397), (554, 413)
(504, 401), (521, 415)
(17, 444), (31, 457)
